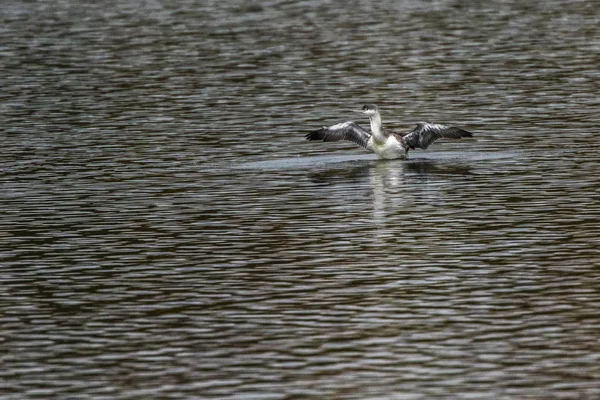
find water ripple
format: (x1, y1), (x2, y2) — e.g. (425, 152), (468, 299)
(2, 0), (600, 398)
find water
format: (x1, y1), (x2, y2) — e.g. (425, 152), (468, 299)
(2, 0), (600, 398)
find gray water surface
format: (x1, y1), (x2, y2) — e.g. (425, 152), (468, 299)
(2, 0), (600, 399)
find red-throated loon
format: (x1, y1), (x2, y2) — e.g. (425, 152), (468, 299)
(306, 104), (473, 160)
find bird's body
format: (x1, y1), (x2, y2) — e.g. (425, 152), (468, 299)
(306, 104), (473, 160)
(369, 134), (407, 159)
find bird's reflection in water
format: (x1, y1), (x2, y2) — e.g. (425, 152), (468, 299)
(309, 158), (472, 186)
(370, 159), (473, 236)
(308, 158), (472, 237)
(404, 159), (467, 175)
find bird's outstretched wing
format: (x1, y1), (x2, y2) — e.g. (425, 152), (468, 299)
(306, 121), (372, 149)
(400, 122), (473, 150)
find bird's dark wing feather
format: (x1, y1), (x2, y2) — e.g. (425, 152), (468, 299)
(305, 121), (372, 149)
(401, 122), (473, 150)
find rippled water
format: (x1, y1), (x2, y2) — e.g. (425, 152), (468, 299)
(2, 0), (600, 398)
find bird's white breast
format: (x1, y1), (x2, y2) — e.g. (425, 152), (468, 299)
(368, 136), (407, 159)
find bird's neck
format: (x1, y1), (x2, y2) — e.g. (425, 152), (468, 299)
(369, 113), (385, 142)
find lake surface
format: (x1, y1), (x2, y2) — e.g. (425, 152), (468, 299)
(2, 0), (600, 398)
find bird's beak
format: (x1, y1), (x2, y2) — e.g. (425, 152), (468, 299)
(352, 110), (364, 114)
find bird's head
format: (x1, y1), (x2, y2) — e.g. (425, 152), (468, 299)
(355, 104), (379, 117)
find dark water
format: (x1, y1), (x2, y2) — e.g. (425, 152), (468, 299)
(2, 0), (600, 398)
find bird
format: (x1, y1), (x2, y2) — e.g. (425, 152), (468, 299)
(305, 104), (473, 160)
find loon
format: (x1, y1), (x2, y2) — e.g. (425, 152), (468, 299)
(306, 104), (473, 160)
